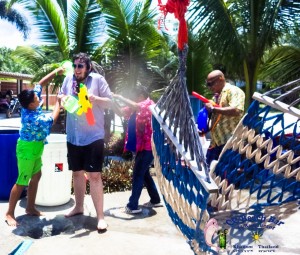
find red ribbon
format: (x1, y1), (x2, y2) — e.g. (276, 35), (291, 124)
(158, 0), (189, 50)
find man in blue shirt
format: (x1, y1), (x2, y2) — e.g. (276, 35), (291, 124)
(5, 67), (64, 226)
(61, 53), (111, 231)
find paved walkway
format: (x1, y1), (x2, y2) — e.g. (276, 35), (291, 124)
(1, 189), (193, 255)
(0, 114), (192, 255)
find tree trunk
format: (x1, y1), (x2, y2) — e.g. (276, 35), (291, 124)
(243, 59), (260, 110)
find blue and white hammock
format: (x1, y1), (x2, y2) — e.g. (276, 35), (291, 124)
(150, 47), (300, 254)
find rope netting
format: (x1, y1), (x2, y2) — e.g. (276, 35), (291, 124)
(152, 79), (300, 254)
(153, 46), (210, 181)
(150, 40), (217, 252)
(210, 99), (300, 211)
(151, 1), (299, 254)
(151, 121), (210, 251)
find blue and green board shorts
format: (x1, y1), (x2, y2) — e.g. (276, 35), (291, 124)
(16, 139), (44, 186)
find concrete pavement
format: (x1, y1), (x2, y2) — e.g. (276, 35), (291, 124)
(1, 189), (194, 255)
(0, 113), (193, 255)
(0, 113), (21, 129)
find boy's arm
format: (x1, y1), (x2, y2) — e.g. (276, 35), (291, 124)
(38, 67), (64, 87)
(52, 95), (62, 124)
(112, 94), (140, 111)
(111, 100), (124, 117)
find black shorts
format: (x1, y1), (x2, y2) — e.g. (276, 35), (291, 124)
(67, 139), (104, 172)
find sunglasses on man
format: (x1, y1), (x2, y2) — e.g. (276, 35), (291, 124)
(73, 63), (85, 69)
(206, 75), (220, 87)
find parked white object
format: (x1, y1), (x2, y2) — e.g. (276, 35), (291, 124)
(36, 134), (72, 206)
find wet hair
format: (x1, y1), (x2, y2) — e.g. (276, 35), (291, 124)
(91, 61), (105, 76)
(73, 52), (92, 70)
(135, 85), (149, 98)
(18, 90), (35, 109)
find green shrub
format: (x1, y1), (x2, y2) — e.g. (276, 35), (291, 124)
(106, 134), (125, 156)
(102, 159), (134, 193)
(106, 132), (133, 160)
(71, 159), (134, 195)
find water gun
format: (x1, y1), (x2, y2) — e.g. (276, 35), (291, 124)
(62, 95), (80, 113)
(197, 107), (209, 133)
(192, 91), (220, 107)
(77, 83), (95, 126)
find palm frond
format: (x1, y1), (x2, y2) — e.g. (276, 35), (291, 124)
(70, 0), (103, 54)
(56, 0), (67, 18)
(96, 0), (169, 93)
(12, 45), (64, 84)
(12, 45), (47, 70)
(186, 31), (212, 95)
(97, 0), (130, 39)
(261, 45), (300, 82)
(19, 0), (69, 57)
(189, 0), (244, 61)
(0, 0), (29, 39)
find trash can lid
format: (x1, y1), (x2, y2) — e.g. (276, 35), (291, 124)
(0, 129), (19, 134)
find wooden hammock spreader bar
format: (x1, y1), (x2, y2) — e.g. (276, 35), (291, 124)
(150, 105), (218, 193)
(253, 92), (300, 119)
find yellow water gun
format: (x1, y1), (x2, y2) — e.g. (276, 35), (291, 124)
(77, 83), (95, 125)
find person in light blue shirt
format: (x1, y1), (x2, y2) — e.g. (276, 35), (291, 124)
(61, 53), (111, 231)
(5, 67), (64, 227)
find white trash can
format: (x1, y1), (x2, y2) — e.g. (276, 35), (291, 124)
(36, 134), (72, 206)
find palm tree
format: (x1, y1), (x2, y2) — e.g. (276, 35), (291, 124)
(0, 0), (29, 40)
(94, 0), (170, 95)
(12, 45), (65, 87)
(6, 0), (104, 84)
(0, 47), (32, 73)
(189, 0), (300, 108)
(260, 24), (300, 85)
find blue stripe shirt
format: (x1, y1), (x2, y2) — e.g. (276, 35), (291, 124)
(61, 72), (111, 146)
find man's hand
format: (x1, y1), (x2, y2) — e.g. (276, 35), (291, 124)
(88, 94), (96, 103)
(205, 103), (215, 113)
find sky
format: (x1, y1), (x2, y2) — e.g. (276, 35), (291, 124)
(0, 0), (176, 50)
(0, 3), (40, 49)
(0, 20), (40, 49)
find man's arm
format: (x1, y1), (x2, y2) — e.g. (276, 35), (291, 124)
(205, 88), (245, 116)
(88, 94), (113, 109)
(111, 99), (124, 117)
(205, 103), (242, 116)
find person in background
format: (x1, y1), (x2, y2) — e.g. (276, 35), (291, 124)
(112, 86), (161, 214)
(61, 53), (111, 231)
(5, 67), (64, 226)
(204, 70), (245, 168)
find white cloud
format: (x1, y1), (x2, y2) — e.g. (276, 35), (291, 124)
(0, 3), (40, 50)
(0, 20), (28, 49)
